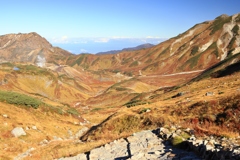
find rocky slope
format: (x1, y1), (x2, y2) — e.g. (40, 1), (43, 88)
(66, 13), (240, 77)
(0, 32), (71, 67)
(1, 14), (240, 77)
(61, 128), (240, 160)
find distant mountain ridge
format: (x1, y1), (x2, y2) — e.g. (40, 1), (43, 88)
(96, 43), (155, 55)
(0, 32), (71, 67)
(1, 13), (240, 77)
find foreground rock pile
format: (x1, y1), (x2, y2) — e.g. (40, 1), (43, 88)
(59, 127), (240, 160)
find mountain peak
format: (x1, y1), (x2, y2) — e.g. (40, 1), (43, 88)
(218, 14), (229, 19)
(0, 32), (71, 66)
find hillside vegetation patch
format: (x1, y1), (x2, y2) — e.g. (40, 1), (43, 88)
(190, 46), (199, 56)
(209, 15), (232, 35)
(0, 90), (41, 109)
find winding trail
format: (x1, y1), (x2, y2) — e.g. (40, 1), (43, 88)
(145, 70), (204, 78)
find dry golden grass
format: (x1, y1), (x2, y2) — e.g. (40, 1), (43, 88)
(78, 72), (240, 146)
(0, 101), (88, 159)
(0, 67), (239, 159)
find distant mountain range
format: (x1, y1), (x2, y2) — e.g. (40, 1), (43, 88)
(1, 13), (240, 77)
(96, 43), (155, 55)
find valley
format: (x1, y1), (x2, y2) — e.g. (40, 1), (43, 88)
(0, 13), (240, 159)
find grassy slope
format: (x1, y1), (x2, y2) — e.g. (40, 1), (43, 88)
(26, 71), (240, 159)
(0, 101), (87, 159)
(1, 60), (240, 159)
(80, 71), (240, 142)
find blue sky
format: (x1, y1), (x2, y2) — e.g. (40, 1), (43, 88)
(1, 0), (240, 53)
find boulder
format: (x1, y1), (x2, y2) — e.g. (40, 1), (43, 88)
(11, 127), (26, 137)
(32, 126), (37, 130)
(2, 114), (8, 118)
(205, 92), (214, 96)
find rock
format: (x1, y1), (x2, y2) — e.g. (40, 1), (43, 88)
(39, 139), (48, 145)
(60, 127), (240, 160)
(175, 129), (182, 135)
(53, 136), (63, 141)
(14, 147), (35, 160)
(75, 127), (88, 138)
(205, 92), (214, 96)
(68, 129), (73, 137)
(32, 126), (37, 130)
(172, 92), (185, 98)
(206, 144), (214, 151)
(2, 114), (8, 118)
(146, 109), (151, 113)
(11, 127), (26, 137)
(90, 138), (128, 160)
(189, 135), (196, 141)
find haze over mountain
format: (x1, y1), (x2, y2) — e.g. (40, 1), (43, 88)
(0, 13), (240, 159)
(96, 43), (155, 55)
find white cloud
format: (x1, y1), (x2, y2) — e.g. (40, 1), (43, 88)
(146, 36), (160, 39)
(94, 38), (110, 43)
(74, 41), (88, 44)
(50, 36), (69, 43)
(80, 49), (88, 53)
(48, 36), (167, 45)
(111, 36), (130, 39)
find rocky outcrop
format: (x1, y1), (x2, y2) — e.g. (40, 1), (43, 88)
(59, 127), (240, 160)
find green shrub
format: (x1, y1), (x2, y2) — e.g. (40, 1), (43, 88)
(91, 108), (102, 112)
(71, 54), (88, 66)
(92, 57), (100, 66)
(235, 14), (240, 22)
(0, 91), (41, 109)
(232, 25), (239, 35)
(139, 108), (150, 114)
(145, 59), (152, 63)
(157, 47), (169, 58)
(121, 57), (132, 65)
(171, 136), (183, 146)
(115, 87), (128, 91)
(191, 46), (199, 56)
(227, 37), (236, 51)
(67, 108), (79, 115)
(125, 100), (149, 108)
(129, 61), (138, 67)
(209, 15), (231, 35)
(47, 105), (64, 114)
